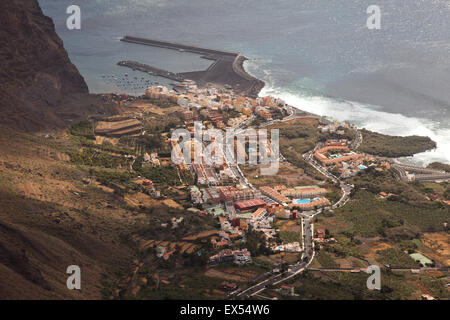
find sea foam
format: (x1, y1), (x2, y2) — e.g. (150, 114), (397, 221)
(259, 85), (450, 166)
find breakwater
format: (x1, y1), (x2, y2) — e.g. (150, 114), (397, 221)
(119, 36), (265, 98)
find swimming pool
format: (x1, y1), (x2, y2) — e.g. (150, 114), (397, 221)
(294, 198), (311, 205)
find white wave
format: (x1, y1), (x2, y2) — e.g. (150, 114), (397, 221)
(260, 85), (450, 166)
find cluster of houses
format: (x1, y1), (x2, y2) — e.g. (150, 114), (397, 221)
(208, 248), (252, 266)
(146, 82), (286, 132)
(143, 152), (160, 166)
(314, 228), (337, 244)
(190, 185), (262, 206)
(189, 176), (336, 261)
(144, 84), (340, 266)
(145, 86), (179, 104)
(427, 192), (450, 206)
(272, 242), (302, 253)
(195, 183), (334, 260)
(261, 185), (331, 211)
(314, 145), (363, 167)
(339, 159), (391, 179)
(142, 179), (161, 198)
(313, 139), (378, 179)
(319, 121), (348, 135)
(160, 217), (184, 229)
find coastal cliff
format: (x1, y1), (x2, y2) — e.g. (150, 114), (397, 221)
(0, 0), (102, 131)
(0, 0), (130, 300)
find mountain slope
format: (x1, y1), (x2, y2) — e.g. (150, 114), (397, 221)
(0, 0), (108, 131)
(0, 1), (132, 299)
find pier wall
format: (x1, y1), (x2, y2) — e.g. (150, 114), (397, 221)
(121, 36), (238, 57)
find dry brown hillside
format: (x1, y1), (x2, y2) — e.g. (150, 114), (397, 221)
(0, 127), (141, 299)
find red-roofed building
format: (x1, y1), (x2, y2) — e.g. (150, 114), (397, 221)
(316, 228), (326, 239)
(260, 186), (290, 204)
(231, 218), (241, 227)
(325, 139), (348, 147)
(381, 163), (391, 169)
(234, 198), (266, 212)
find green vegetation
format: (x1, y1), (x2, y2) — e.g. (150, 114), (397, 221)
(88, 169), (139, 194)
(78, 137), (133, 155)
(350, 167), (433, 203)
(145, 97), (178, 108)
(343, 169), (449, 236)
(333, 189), (448, 237)
(376, 248), (419, 268)
(92, 169), (136, 185)
(70, 120), (95, 139)
(138, 206), (216, 242)
(418, 275), (449, 298)
(427, 161), (450, 173)
(120, 133), (170, 155)
(321, 232), (364, 259)
(139, 166), (184, 185)
(250, 117), (263, 127)
(414, 182), (450, 201)
(135, 283), (206, 300)
(359, 129), (436, 157)
(270, 120), (325, 179)
(245, 227), (272, 256)
(279, 231), (301, 243)
(316, 251), (339, 268)
(289, 270), (415, 300)
(71, 148), (129, 168)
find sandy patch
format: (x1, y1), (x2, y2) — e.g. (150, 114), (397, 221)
(139, 239), (197, 254)
(279, 220), (299, 232)
(127, 101), (183, 115)
(365, 242), (392, 260)
(96, 119), (141, 132)
(422, 233), (450, 265)
(17, 181), (43, 199)
(94, 136), (119, 146)
(336, 258), (352, 268)
(93, 181), (115, 193)
(183, 230), (218, 241)
(162, 199), (183, 209)
(205, 267), (258, 282)
(124, 192), (158, 208)
(370, 242), (392, 253)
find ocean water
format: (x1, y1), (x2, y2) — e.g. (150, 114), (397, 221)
(39, 0), (450, 165)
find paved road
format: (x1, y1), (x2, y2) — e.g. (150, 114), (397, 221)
(351, 124), (363, 150)
(392, 163), (450, 182)
(232, 150), (353, 299)
(230, 111), (358, 299)
(257, 107), (320, 128)
(308, 267), (449, 272)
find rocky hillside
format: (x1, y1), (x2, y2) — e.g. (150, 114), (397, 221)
(0, 0), (131, 299)
(0, 0), (108, 131)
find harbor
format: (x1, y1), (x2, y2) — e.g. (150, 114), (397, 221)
(118, 36), (265, 98)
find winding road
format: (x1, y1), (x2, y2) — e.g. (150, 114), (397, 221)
(230, 112), (357, 299)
